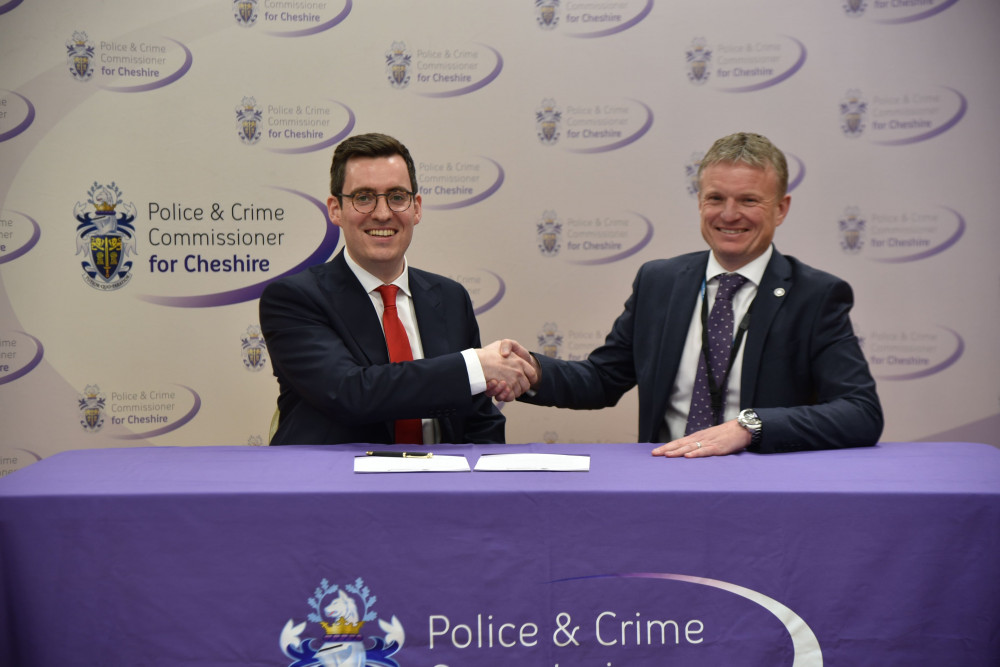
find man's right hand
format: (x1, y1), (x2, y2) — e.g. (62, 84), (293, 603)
(477, 339), (539, 402)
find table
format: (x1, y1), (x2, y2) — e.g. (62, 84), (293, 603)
(1, 441), (998, 666)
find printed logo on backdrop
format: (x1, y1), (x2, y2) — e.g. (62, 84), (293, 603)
(839, 87), (967, 145)
(0, 209), (40, 263)
(0, 330), (44, 385)
(138, 187), (338, 308)
(537, 209), (653, 264)
(280, 578), (403, 667)
(538, 323), (564, 359)
(684, 153), (704, 196)
(537, 211), (562, 256)
(234, 0), (352, 36)
(0, 89), (35, 142)
(78, 385), (107, 432)
(535, 0), (654, 38)
(65, 30), (192, 92)
(685, 35), (807, 92)
(242, 325), (268, 371)
(235, 95), (355, 153)
(79, 385), (202, 439)
(536, 98), (653, 153)
(839, 205), (964, 262)
(418, 157), (504, 210)
(385, 40), (503, 97)
(842, 0), (959, 24)
(247, 435), (265, 446)
(442, 269), (506, 316)
(74, 182), (137, 291)
(862, 325), (964, 381)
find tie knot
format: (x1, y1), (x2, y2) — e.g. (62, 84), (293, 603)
(715, 273), (748, 301)
(376, 284), (399, 307)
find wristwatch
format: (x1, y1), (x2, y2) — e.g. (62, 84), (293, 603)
(737, 409), (763, 448)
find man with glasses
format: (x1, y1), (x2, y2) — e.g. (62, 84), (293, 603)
(260, 133), (535, 445)
(498, 132), (883, 457)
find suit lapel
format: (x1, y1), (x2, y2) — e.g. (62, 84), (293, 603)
(409, 269), (448, 358)
(319, 251), (389, 365)
(649, 253), (707, 435)
(740, 249), (792, 406)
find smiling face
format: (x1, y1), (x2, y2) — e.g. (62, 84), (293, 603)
(327, 154), (422, 284)
(698, 161), (791, 272)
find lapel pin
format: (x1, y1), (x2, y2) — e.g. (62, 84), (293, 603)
(773, 288), (786, 297)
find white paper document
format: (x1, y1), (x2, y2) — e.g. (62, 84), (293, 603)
(473, 453), (591, 472)
(354, 454), (471, 473)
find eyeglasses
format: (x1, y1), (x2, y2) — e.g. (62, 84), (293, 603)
(338, 189), (414, 214)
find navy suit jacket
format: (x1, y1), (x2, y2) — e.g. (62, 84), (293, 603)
(522, 248), (883, 453)
(259, 251), (504, 445)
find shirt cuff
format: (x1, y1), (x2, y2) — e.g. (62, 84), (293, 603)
(462, 348), (487, 395)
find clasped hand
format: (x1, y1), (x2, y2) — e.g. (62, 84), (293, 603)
(477, 339), (540, 403)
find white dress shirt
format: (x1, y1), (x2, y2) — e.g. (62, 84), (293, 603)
(343, 251), (487, 443)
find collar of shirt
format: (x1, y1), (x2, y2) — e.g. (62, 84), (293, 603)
(343, 249), (412, 298)
(705, 244), (772, 289)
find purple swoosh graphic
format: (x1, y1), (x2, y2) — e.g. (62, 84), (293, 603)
(423, 157), (505, 211)
(267, 101), (355, 155)
(0, 211), (40, 263)
(872, 206), (964, 263)
(137, 188), (338, 308)
(473, 271), (505, 316)
(787, 153), (805, 194)
(875, 0), (959, 24)
(0, 331), (44, 385)
(0, 91), (35, 142)
(266, 0), (351, 37)
(100, 38), (192, 93)
(113, 384), (201, 440)
(873, 87), (966, 146)
(570, 213), (653, 265)
(877, 326), (964, 381)
(551, 573), (822, 666)
(0, 0), (23, 16)
(419, 45), (503, 98)
(723, 36), (807, 93)
(567, 0), (654, 38)
(567, 99), (653, 154)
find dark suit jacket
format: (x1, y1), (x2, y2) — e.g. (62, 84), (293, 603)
(521, 248), (883, 453)
(259, 251), (505, 445)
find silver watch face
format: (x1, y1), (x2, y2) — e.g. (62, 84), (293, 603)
(739, 410), (761, 429)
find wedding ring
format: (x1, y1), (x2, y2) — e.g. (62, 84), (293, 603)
(695, 441), (702, 449)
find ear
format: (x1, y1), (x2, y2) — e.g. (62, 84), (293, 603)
(412, 192), (422, 226)
(775, 194), (791, 227)
(327, 195), (343, 228)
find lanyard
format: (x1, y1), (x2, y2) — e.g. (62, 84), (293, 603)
(699, 278), (754, 425)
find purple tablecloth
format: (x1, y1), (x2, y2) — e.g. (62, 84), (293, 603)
(1, 441), (998, 666)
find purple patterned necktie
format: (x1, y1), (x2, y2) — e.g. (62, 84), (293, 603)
(685, 273), (748, 435)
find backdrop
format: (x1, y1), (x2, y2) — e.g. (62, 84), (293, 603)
(2, 0), (998, 474)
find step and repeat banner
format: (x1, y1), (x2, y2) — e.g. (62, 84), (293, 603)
(1, 0), (998, 474)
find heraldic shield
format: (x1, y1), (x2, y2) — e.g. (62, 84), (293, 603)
(242, 118), (258, 143)
(90, 233), (123, 281)
(236, 1), (255, 23)
(542, 231), (557, 253)
(390, 63), (407, 86)
(84, 406), (101, 429)
(74, 56), (91, 78)
(540, 120), (557, 142)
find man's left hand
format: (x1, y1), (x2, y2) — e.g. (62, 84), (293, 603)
(652, 420), (751, 458)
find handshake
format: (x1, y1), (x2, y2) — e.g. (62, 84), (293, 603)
(476, 339), (541, 403)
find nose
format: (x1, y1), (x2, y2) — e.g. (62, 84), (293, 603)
(371, 194), (393, 220)
(720, 197), (741, 221)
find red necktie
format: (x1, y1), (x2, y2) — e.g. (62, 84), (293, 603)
(375, 285), (424, 445)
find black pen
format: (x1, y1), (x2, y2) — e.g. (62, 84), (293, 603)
(366, 451), (433, 458)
